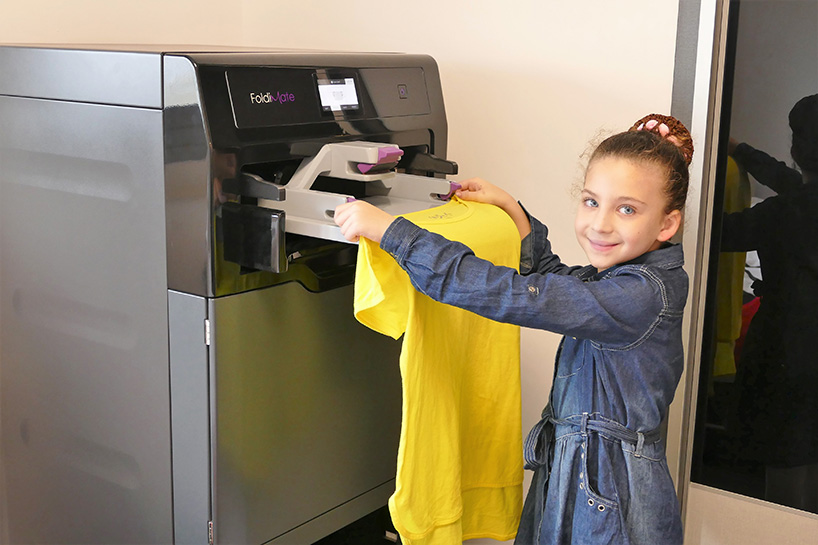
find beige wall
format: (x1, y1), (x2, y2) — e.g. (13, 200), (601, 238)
(685, 484), (818, 545)
(0, 1), (680, 543)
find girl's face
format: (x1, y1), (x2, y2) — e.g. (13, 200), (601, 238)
(575, 156), (681, 271)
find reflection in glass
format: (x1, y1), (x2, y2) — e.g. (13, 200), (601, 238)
(692, 0), (818, 515)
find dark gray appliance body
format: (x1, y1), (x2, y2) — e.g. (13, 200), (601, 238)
(0, 45), (450, 544)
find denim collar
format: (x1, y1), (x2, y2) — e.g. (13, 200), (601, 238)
(585, 243), (684, 281)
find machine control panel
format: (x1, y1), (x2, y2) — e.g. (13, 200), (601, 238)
(224, 66), (430, 129)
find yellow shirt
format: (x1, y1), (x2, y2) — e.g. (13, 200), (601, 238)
(714, 157), (751, 377)
(354, 198), (523, 545)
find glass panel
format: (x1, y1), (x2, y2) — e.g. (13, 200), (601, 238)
(691, 0), (818, 514)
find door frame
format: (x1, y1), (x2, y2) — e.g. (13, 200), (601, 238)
(671, 0), (818, 542)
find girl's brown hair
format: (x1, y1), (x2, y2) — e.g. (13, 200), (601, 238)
(588, 115), (692, 214)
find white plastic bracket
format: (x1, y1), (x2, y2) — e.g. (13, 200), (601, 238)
(259, 142), (453, 243)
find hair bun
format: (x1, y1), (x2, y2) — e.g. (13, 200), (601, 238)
(629, 113), (694, 165)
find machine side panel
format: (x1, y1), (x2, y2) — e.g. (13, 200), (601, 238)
(164, 54), (214, 297)
(210, 283), (402, 545)
(0, 96), (173, 544)
(0, 46), (162, 108)
(168, 290), (212, 544)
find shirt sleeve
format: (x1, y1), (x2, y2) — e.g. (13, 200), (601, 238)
(380, 217), (665, 346)
(354, 236), (411, 340)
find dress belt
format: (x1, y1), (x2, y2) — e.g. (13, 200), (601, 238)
(523, 405), (661, 470)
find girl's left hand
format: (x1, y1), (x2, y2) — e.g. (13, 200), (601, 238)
(455, 177), (514, 208)
(333, 200), (396, 243)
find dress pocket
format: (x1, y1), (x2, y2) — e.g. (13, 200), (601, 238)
(580, 434), (620, 509)
(571, 434), (624, 544)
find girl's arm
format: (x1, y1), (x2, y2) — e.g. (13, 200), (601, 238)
(731, 142), (803, 195)
(333, 177), (532, 242)
(379, 218), (668, 346)
(333, 181), (582, 276)
(519, 207), (589, 277)
(334, 195), (666, 344)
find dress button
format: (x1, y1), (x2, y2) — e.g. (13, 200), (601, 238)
(588, 499), (594, 506)
(579, 483), (584, 490)
(598, 504), (606, 512)
(579, 472), (583, 479)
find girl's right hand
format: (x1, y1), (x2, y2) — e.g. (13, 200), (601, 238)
(333, 200), (395, 243)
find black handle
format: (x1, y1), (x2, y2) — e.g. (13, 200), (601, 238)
(222, 172), (286, 201)
(221, 203), (287, 273)
(401, 150), (458, 176)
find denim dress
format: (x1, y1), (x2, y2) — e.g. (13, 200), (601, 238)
(380, 212), (687, 545)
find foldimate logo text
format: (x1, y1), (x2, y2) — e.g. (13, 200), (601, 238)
(248, 91), (296, 105)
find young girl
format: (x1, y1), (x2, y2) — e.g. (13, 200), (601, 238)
(334, 116), (692, 545)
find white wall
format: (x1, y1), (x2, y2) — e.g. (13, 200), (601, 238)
(0, 2), (681, 543)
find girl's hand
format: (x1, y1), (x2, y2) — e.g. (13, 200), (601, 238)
(333, 200), (395, 243)
(636, 119), (682, 147)
(455, 177), (516, 209)
(456, 177), (531, 239)
(727, 136), (740, 156)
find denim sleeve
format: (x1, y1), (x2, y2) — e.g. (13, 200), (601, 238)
(519, 204), (591, 278)
(733, 142), (802, 195)
(380, 217), (665, 346)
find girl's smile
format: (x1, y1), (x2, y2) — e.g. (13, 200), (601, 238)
(575, 157), (681, 270)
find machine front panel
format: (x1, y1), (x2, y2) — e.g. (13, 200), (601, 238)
(210, 282), (402, 544)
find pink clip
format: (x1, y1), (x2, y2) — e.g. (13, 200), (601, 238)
(357, 146), (404, 174)
(436, 182), (461, 201)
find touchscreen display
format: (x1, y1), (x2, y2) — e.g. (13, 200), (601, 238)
(316, 77), (360, 112)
